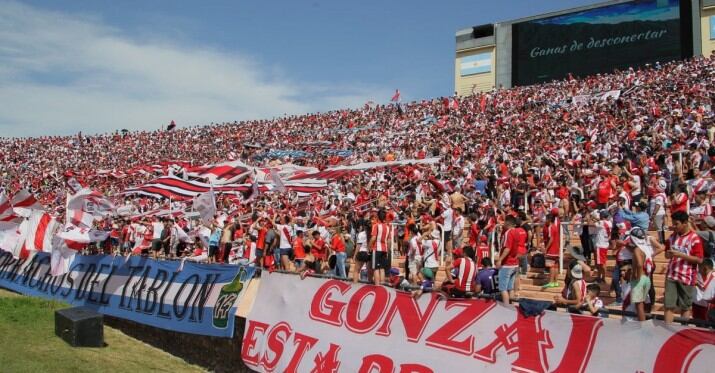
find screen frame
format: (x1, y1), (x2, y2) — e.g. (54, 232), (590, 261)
(510, 0), (693, 86)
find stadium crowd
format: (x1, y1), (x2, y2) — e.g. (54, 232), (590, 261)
(1, 54), (715, 323)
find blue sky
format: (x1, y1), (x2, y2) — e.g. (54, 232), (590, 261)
(1, 0), (601, 137)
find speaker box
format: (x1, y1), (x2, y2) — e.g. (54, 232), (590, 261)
(55, 307), (104, 347)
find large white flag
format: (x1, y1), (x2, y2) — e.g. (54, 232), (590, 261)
(66, 188), (115, 228)
(50, 235), (77, 276)
(193, 186), (216, 225)
(56, 224), (110, 249)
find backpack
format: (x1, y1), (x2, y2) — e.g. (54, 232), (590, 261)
(345, 238), (355, 258)
(531, 253), (546, 269)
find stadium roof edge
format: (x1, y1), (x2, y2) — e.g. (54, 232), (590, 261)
(456, 0), (640, 36)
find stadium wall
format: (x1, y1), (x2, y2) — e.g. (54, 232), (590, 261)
(703, 0), (715, 56)
(454, 46), (496, 96)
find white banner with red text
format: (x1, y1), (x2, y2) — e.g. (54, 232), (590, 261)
(243, 272), (715, 373)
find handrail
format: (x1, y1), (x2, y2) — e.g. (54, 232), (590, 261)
(559, 222), (565, 275)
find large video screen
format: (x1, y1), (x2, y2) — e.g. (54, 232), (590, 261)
(512, 0), (691, 86)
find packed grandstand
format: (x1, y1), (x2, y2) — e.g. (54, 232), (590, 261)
(1, 54), (714, 328)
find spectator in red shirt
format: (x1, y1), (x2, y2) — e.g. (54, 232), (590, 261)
(542, 214), (562, 288)
(310, 231), (327, 274)
(292, 229), (306, 270)
(330, 227), (347, 278)
(496, 216), (520, 304)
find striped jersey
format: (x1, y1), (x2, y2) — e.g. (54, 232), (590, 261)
(453, 257), (477, 292)
(666, 231), (704, 286)
(371, 222), (392, 252)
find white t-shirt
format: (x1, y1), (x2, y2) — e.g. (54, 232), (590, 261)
(452, 215), (464, 240)
(653, 193), (667, 216)
(276, 224), (294, 249)
(357, 231), (368, 252)
(408, 236), (422, 261)
(441, 207), (454, 231)
(152, 222), (164, 240)
(594, 220), (612, 249)
(422, 239), (440, 268)
(694, 272), (715, 307)
(630, 175), (641, 197)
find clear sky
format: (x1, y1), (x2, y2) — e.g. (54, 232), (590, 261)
(0, 0), (601, 137)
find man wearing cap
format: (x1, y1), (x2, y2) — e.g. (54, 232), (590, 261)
(650, 179), (668, 243)
(664, 212), (705, 323)
(553, 264), (587, 314)
(620, 201), (650, 230)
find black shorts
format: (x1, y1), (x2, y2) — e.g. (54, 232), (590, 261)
(443, 231), (452, 242)
(356, 251), (371, 263)
(151, 239), (162, 252)
(209, 245), (219, 258)
(372, 251), (388, 270)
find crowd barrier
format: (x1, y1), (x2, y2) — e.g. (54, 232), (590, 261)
(241, 271), (715, 372)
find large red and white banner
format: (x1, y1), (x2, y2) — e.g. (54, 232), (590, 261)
(243, 272), (715, 373)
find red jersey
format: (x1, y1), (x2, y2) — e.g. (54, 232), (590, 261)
(468, 224), (480, 247)
(331, 235), (345, 253)
(545, 222), (561, 257)
(514, 227), (528, 255)
(666, 231), (704, 286)
(596, 178), (614, 204)
(293, 237), (306, 260)
(500, 228), (520, 266)
(476, 244), (491, 268)
(671, 192), (689, 214)
(311, 237), (327, 260)
(256, 227), (267, 250)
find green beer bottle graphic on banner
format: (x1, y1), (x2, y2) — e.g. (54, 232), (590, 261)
(213, 267), (247, 329)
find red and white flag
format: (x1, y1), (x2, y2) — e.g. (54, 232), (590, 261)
(391, 89), (401, 102)
(186, 160), (251, 184)
(24, 211), (59, 254)
(66, 188), (115, 228)
(0, 192), (14, 222)
(1, 189), (43, 221)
